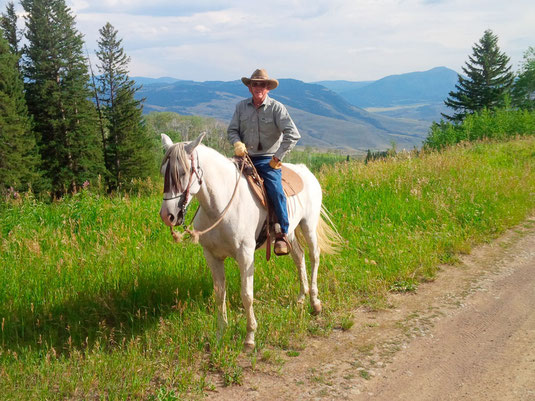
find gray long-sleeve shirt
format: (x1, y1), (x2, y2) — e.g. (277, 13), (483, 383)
(227, 95), (300, 160)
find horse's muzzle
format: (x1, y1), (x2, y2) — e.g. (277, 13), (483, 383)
(159, 205), (184, 227)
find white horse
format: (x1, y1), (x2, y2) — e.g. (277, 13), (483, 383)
(159, 133), (341, 351)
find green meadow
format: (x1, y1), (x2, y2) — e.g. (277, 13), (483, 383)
(2, 137), (535, 400)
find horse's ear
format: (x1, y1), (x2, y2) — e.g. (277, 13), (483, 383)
(185, 132), (206, 154)
(161, 133), (174, 151)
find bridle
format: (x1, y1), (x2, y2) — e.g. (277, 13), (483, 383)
(164, 151), (247, 244)
(163, 151), (203, 220)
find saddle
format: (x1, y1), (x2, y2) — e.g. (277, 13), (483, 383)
(233, 156), (304, 260)
(234, 157), (304, 208)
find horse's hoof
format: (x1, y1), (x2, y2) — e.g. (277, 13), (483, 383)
(243, 342), (255, 353)
(312, 301), (322, 315)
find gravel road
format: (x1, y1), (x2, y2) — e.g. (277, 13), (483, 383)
(206, 220), (535, 400)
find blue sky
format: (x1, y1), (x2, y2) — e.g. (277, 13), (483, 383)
(4, 0), (535, 82)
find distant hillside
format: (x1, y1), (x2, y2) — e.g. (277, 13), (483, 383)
(135, 77), (431, 152)
(132, 76), (185, 85)
(317, 67), (458, 123)
(314, 80), (373, 93)
(335, 67), (458, 107)
(365, 103), (451, 122)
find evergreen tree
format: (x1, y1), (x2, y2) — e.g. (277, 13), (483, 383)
(443, 30), (514, 122)
(22, 0), (104, 196)
(512, 46), (535, 111)
(0, 34), (40, 193)
(96, 22), (155, 190)
(0, 2), (20, 56)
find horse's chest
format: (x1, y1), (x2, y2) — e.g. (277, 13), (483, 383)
(199, 228), (235, 255)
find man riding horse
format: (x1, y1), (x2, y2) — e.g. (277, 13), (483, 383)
(227, 68), (301, 255)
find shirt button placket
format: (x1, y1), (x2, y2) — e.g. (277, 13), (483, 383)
(256, 109), (263, 151)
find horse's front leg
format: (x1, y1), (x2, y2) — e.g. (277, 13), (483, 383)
(204, 249), (228, 337)
(236, 247), (257, 352)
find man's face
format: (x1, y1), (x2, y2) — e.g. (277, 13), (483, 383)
(249, 81), (270, 104)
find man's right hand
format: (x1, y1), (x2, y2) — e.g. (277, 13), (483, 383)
(234, 141), (247, 157)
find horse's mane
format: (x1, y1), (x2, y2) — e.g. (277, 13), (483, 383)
(162, 143), (190, 193)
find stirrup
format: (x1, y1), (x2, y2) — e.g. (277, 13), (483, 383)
(274, 225), (291, 256)
(274, 238), (290, 255)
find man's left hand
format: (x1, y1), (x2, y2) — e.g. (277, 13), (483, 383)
(269, 156), (282, 169)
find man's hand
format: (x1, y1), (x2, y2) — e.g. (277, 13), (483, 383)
(269, 156), (282, 169)
(234, 141), (247, 157)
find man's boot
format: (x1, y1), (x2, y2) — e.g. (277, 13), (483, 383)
(274, 223), (291, 256)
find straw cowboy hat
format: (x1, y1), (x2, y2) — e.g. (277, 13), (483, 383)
(241, 68), (279, 90)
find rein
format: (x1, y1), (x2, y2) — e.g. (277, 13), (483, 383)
(168, 153), (247, 244)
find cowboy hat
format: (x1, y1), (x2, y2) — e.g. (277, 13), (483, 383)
(241, 68), (279, 90)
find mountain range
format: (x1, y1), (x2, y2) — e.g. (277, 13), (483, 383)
(134, 66), (459, 153)
(316, 66), (458, 123)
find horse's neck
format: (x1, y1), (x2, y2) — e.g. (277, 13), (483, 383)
(196, 147), (242, 213)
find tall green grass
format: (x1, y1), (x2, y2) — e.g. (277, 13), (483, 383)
(2, 138), (535, 399)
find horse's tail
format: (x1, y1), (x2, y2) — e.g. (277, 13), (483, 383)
(295, 204), (344, 255)
(316, 205), (344, 254)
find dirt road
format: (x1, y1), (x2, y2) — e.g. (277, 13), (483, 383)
(206, 220), (535, 400)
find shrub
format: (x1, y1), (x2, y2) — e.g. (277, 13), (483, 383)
(424, 108), (535, 150)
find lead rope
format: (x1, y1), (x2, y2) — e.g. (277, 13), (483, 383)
(170, 154), (247, 244)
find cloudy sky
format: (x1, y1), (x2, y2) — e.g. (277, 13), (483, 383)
(4, 0), (535, 82)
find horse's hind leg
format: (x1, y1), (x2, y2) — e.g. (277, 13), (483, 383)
(204, 249), (228, 337)
(290, 234), (309, 304)
(301, 221), (322, 314)
(236, 248), (257, 352)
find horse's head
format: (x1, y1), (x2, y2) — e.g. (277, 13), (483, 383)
(159, 133), (205, 227)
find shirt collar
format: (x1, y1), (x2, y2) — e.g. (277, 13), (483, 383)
(248, 94), (272, 108)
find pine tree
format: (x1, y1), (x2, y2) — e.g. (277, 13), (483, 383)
(0, 2), (20, 56)
(0, 34), (40, 193)
(443, 30), (514, 122)
(96, 22), (155, 190)
(512, 47), (535, 111)
(22, 0), (104, 196)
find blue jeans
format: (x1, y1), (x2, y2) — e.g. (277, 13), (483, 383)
(251, 156), (289, 234)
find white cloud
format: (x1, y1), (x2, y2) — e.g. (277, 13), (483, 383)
(3, 0), (533, 81)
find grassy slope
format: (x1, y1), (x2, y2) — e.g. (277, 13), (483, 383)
(1, 138), (535, 399)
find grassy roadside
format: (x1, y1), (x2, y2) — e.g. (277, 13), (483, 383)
(1, 137), (535, 399)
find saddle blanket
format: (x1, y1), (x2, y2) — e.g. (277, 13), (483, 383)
(245, 164), (304, 208)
